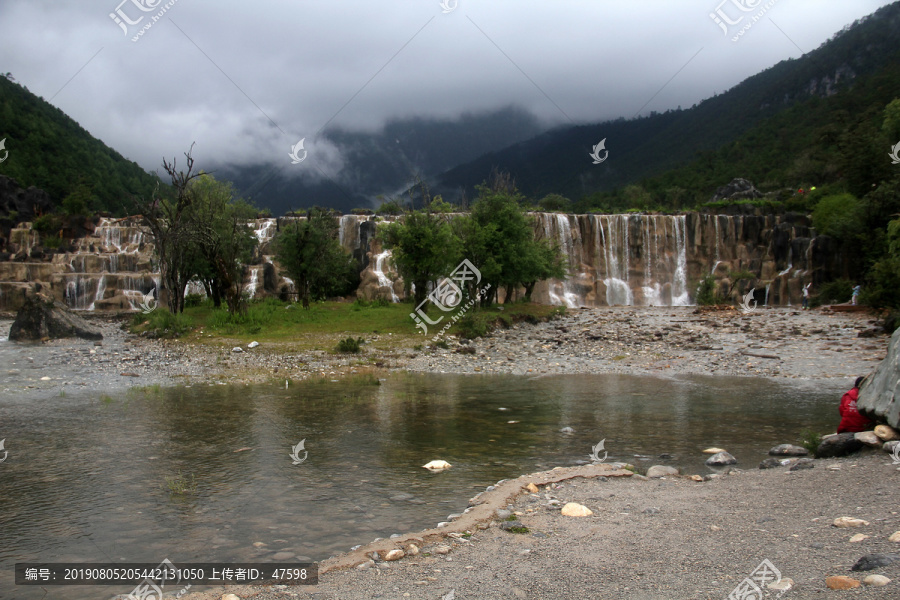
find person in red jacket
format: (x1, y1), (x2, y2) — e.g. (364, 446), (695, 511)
(837, 376), (874, 433)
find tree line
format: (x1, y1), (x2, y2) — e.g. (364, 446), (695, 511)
(138, 152), (565, 316)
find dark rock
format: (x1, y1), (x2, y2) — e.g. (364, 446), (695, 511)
(858, 327), (900, 429)
(9, 294), (103, 341)
(789, 458), (815, 471)
(500, 520), (528, 532)
(816, 433), (864, 458)
(768, 444), (808, 456)
(850, 553), (900, 572)
(711, 178), (763, 202)
(758, 458), (786, 470)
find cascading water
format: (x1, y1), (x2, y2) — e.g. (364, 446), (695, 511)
(373, 251), (399, 303)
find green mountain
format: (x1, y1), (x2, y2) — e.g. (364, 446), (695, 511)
(432, 1), (900, 207)
(0, 74), (160, 216)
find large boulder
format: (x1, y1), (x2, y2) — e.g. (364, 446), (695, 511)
(858, 327), (900, 429)
(9, 293), (102, 341)
(816, 433), (864, 458)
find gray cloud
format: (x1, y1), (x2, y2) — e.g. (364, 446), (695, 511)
(0, 0), (892, 175)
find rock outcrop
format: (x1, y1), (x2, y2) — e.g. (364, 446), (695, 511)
(858, 327), (900, 429)
(8, 292), (102, 341)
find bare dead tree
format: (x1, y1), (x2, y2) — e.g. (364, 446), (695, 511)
(134, 144), (202, 313)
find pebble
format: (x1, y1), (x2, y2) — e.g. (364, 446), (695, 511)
(833, 517), (869, 528)
(863, 574), (891, 586)
(849, 533), (869, 542)
(768, 578), (793, 592)
(383, 549), (405, 561)
(433, 545), (452, 555)
(890, 531), (900, 542)
(826, 575), (861, 589)
(560, 502), (593, 517)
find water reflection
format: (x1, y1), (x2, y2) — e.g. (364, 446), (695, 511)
(0, 373), (843, 599)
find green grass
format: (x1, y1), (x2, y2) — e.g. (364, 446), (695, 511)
(163, 471), (198, 496)
(128, 298), (566, 352)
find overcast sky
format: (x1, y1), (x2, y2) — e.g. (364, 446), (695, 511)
(0, 0), (894, 177)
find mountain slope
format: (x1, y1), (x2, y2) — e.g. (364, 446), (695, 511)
(432, 1), (900, 203)
(0, 75), (161, 215)
(215, 106), (545, 214)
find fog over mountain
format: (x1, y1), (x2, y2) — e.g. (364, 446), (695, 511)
(0, 0), (893, 210)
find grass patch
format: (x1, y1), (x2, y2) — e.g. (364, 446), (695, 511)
(451, 304), (565, 340)
(130, 309), (194, 338)
(163, 471), (198, 496)
(799, 429), (823, 456)
(335, 336), (365, 353)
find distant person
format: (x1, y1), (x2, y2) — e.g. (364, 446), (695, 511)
(837, 376), (873, 433)
(801, 282), (811, 309)
(851, 284), (861, 306)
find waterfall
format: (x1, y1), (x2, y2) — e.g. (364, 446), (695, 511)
(373, 251), (399, 302)
(601, 215), (633, 306)
(551, 214), (579, 308)
(671, 215), (690, 306)
(244, 267), (261, 298)
(250, 219), (277, 246)
(89, 275), (107, 311)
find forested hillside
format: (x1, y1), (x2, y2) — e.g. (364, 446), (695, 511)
(433, 1), (900, 207)
(0, 74), (160, 216)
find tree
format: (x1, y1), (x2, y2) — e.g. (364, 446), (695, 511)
(134, 145), (202, 314)
(381, 209), (458, 311)
(273, 208), (357, 308)
(456, 182), (565, 306)
(186, 174), (258, 314)
(537, 194), (572, 213)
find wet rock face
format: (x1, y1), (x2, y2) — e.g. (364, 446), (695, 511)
(8, 293), (103, 341)
(857, 327), (900, 429)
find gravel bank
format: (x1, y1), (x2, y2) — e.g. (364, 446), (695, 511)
(180, 452), (900, 600)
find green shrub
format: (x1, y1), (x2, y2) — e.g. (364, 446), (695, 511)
(335, 336), (365, 353)
(41, 235), (63, 249)
(132, 309), (194, 338)
(812, 279), (853, 306)
(184, 293), (204, 308)
(32, 214), (62, 234)
(695, 274), (721, 306)
(799, 429), (822, 457)
(455, 313), (489, 339)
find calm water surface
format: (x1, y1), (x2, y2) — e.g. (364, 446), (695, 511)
(0, 373), (846, 599)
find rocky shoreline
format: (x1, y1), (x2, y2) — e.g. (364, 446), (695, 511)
(176, 451), (900, 600)
(0, 306), (889, 401)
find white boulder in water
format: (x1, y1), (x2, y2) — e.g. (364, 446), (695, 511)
(423, 460), (452, 471)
